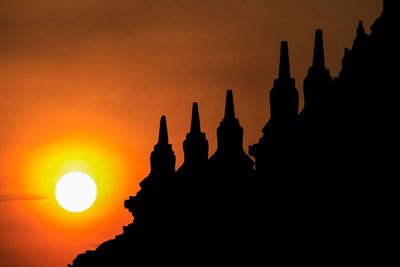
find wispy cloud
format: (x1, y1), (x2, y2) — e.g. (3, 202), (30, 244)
(0, 194), (48, 202)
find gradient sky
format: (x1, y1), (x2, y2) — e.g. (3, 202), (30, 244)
(0, 1), (381, 267)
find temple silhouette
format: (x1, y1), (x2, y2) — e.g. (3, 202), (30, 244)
(70, 1), (394, 266)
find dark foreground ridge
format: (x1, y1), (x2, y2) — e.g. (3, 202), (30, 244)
(70, 1), (395, 266)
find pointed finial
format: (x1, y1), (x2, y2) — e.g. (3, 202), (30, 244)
(312, 29), (325, 69)
(279, 41), (291, 79)
(224, 90), (235, 120)
(158, 115), (169, 145)
(190, 102), (201, 133)
(357, 21), (365, 37)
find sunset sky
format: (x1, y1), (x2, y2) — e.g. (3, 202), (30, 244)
(0, 1), (381, 266)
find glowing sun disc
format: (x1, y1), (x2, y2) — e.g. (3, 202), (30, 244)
(55, 172), (97, 212)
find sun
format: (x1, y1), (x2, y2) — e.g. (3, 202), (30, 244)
(55, 172), (97, 212)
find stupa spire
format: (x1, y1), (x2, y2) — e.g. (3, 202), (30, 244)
(269, 41), (299, 122)
(312, 29), (326, 69)
(279, 41), (291, 79)
(224, 90), (236, 120)
(182, 102), (209, 168)
(150, 115), (175, 176)
(158, 115), (169, 145)
(190, 102), (201, 133)
(357, 21), (365, 38)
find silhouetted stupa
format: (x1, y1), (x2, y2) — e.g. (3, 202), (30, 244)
(249, 41), (299, 176)
(180, 102), (209, 172)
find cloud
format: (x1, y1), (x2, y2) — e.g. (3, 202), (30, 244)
(0, 194), (48, 202)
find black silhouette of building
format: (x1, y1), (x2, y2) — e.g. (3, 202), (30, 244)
(301, 29), (334, 123)
(70, 1), (392, 266)
(249, 41), (299, 177)
(179, 102), (209, 173)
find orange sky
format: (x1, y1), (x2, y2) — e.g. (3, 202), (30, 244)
(0, 1), (381, 267)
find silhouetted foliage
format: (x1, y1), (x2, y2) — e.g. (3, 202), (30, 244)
(70, 1), (393, 266)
